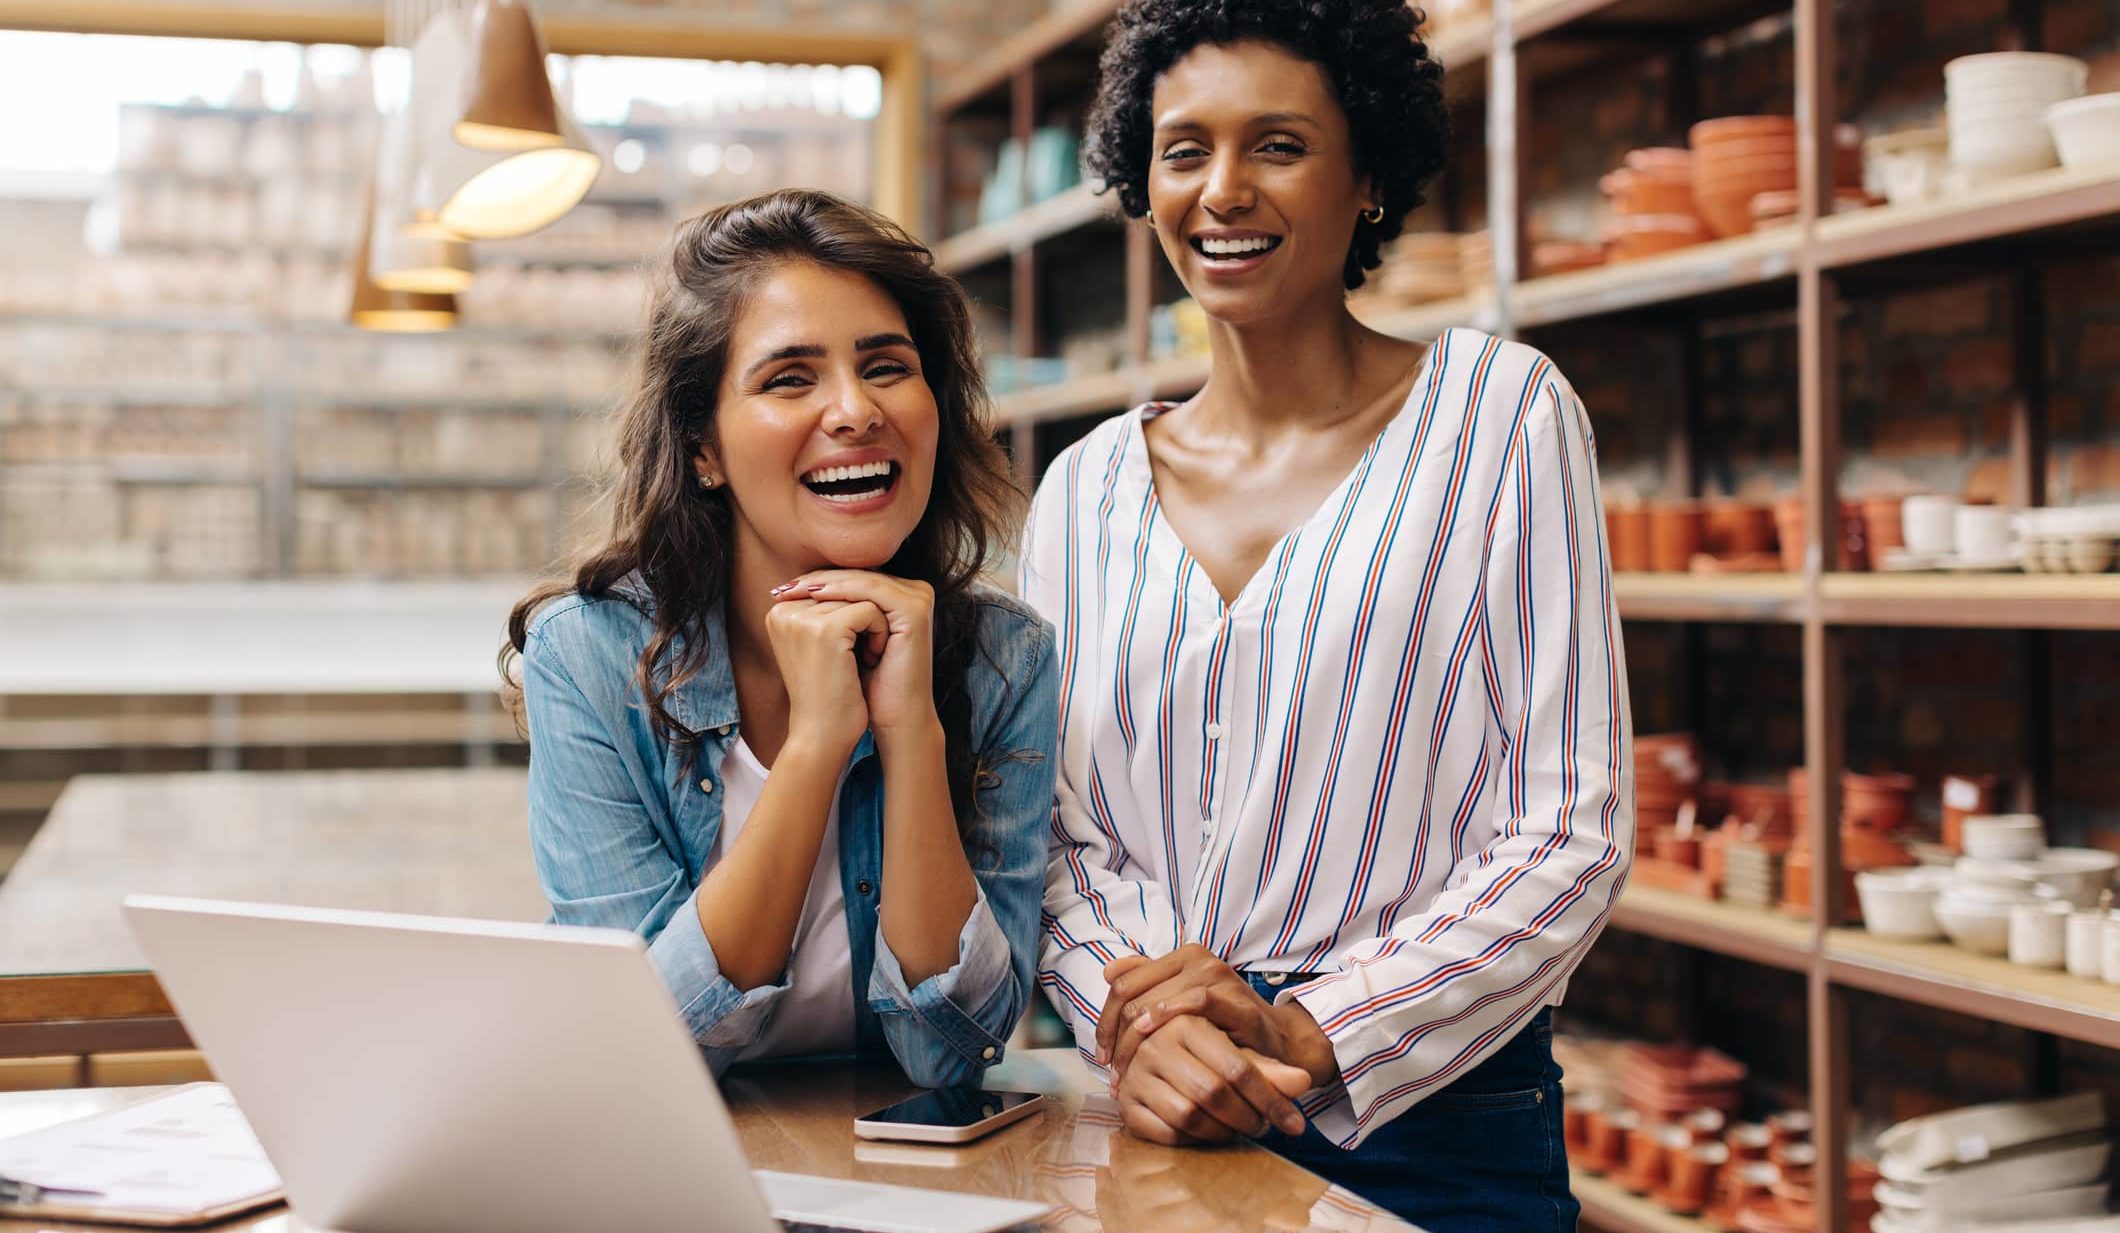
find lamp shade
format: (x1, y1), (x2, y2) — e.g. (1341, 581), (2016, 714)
(350, 195), (458, 332)
(454, 0), (563, 151)
(408, 7), (601, 240)
(370, 102), (474, 294)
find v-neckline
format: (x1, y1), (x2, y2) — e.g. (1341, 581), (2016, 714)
(1131, 333), (1447, 614)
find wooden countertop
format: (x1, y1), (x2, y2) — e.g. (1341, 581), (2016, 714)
(0, 769), (544, 980)
(0, 1051), (1415, 1232)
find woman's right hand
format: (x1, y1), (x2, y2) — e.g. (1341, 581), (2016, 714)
(765, 596), (888, 757)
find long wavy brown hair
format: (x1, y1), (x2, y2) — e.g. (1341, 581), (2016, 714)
(504, 189), (1021, 838)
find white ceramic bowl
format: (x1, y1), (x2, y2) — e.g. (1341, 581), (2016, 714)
(2035, 848), (2120, 908)
(1962, 814), (2047, 861)
(1872, 1180), (2110, 1231)
(1879, 1133), (2110, 1202)
(1935, 896), (2014, 955)
(1945, 51), (2090, 91)
(1857, 869), (1947, 940)
(2049, 93), (2120, 169)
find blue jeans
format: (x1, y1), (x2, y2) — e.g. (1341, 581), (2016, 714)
(1249, 974), (1578, 1233)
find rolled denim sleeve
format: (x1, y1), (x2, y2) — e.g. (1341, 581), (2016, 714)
(523, 613), (789, 1069)
(865, 611), (1058, 1088)
(868, 884), (1014, 1078)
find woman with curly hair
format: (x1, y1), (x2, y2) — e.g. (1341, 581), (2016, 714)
(507, 189), (1056, 1087)
(1021, 2), (1634, 1225)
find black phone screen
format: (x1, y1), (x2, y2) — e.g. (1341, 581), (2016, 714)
(859, 1089), (1040, 1128)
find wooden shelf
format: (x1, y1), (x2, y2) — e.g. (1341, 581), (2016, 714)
(932, 183), (1115, 274)
(1817, 572), (2120, 631)
(1825, 929), (2120, 1050)
(1513, 229), (1800, 329)
(1611, 884), (1815, 972)
(1814, 164), (2120, 271)
(934, 0), (1118, 114)
(1574, 1169), (1714, 1233)
(1613, 573), (1804, 624)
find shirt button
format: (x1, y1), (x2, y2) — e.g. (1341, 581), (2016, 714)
(698, 779), (713, 794)
(857, 879), (874, 896)
(1204, 722), (1225, 740)
(1264, 973), (1288, 987)
(981, 1046), (997, 1061)
(714, 724), (733, 736)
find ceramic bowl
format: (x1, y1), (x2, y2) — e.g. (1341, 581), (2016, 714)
(2048, 93), (2120, 168)
(1934, 896), (2014, 955)
(2066, 535), (2115, 573)
(1691, 115), (1797, 146)
(1872, 1180), (2109, 1232)
(1856, 868), (1947, 940)
(1879, 1132), (2109, 1202)
(2032, 848), (2120, 908)
(1961, 813), (2046, 861)
(1945, 51), (2090, 91)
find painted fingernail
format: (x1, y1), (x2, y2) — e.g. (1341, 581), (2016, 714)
(769, 582), (794, 595)
(806, 583), (826, 593)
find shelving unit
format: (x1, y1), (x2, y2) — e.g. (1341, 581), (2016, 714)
(937, 4), (2120, 1232)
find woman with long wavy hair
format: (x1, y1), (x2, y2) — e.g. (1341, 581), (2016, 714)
(504, 189), (1057, 1086)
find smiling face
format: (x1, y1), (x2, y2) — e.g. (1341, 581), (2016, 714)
(1147, 39), (1375, 325)
(699, 259), (939, 577)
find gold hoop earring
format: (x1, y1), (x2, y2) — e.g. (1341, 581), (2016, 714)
(1361, 204), (1384, 224)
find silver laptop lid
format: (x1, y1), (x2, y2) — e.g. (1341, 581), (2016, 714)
(123, 894), (782, 1233)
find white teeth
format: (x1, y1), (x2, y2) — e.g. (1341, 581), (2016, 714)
(1200, 236), (1276, 256)
(802, 460), (893, 484)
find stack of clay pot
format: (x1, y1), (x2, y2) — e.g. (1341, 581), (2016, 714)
(1783, 767), (1917, 921)
(1691, 116), (1866, 239)
(1602, 147), (1707, 262)
(1708, 780), (1796, 910)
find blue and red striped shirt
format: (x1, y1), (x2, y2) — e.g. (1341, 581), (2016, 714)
(1020, 328), (1635, 1148)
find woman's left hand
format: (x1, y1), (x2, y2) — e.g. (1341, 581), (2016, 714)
(774, 570), (937, 744)
(1101, 947), (1341, 1091)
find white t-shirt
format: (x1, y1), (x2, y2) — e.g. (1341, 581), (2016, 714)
(714, 735), (857, 1061)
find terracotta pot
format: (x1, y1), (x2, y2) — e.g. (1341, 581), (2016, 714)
(1627, 147), (1694, 173)
(1703, 501), (1776, 556)
(1657, 831), (1704, 869)
(1649, 501), (1703, 571)
(1607, 213), (1708, 261)
(1840, 500), (1870, 571)
(1691, 115), (1798, 146)
(1584, 1107), (1636, 1174)
(1623, 1124), (1676, 1195)
(1860, 495), (1906, 554)
(1771, 496), (1806, 572)
(1609, 504), (1652, 572)
(1705, 1162), (1780, 1233)
(1659, 1141), (1730, 1215)
(1765, 1111), (1813, 1147)
(1532, 240), (1607, 276)
(1940, 773), (2001, 853)
(1725, 1123), (1773, 1162)
(1843, 771), (1915, 831)
(1605, 170), (1700, 217)
(1843, 826), (1915, 871)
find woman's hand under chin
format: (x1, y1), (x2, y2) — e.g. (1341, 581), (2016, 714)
(773, 570), (940, 752)
(763, 587), (887, 759)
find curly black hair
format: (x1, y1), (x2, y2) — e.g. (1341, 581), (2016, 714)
(1084, 0), (1450, 290)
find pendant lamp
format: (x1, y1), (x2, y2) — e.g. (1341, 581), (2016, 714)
(369, 0), (474, 293)
(370, 106), (475, 293)
(350, 195), (459, 332)
(453, 0), (563, 151)
(409, 6), (601, 240)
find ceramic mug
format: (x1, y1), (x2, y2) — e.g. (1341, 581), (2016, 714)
(2009, 901), (2068, 968)
(2102, 914), (2120, 986)
(1902, 495), (1960, 555)
(2066, 910), (2105, 979)
(1955, 504), (2016, 563)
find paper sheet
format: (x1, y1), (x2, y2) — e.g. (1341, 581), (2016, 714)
(0, 1084), (281, 1215)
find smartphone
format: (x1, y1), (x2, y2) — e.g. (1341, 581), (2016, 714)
(852, 1088), (1045, 1144)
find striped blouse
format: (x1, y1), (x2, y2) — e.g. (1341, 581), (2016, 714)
(1019, 328), (1635, 1148)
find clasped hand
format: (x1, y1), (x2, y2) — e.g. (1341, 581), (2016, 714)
(767, 570), (939, 755)
(1096, 944), (1341, 1146)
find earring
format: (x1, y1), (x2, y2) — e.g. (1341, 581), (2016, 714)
(1144, 209), (1154, 227)
(1361, 204), (1384, 224)
(698, 473), (719, 490)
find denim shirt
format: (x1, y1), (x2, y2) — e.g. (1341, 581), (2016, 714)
(520, 578), (1057, 1088)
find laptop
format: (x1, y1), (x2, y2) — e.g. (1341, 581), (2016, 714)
(122, 895), (1052, 1233)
